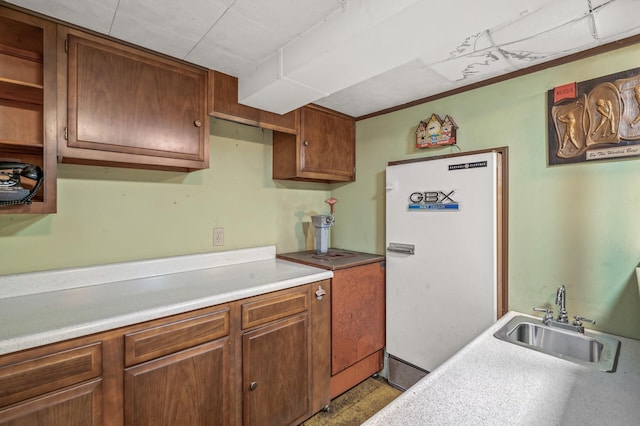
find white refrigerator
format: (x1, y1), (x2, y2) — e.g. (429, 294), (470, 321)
(385, 151), (501, 389)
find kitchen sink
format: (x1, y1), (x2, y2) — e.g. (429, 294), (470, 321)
(494, 315), (621, 372)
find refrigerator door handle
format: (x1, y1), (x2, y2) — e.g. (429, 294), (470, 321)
(387, 243), (415, 255)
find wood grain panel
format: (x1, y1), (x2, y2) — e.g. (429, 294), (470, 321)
(242, 314), (309, 426)
(58, 26), (208, 171)
(241, 289), (309, 330)
(329, 350), (384, 399)
(69, 35), (203, 159)
(0, 15), (42, 58)
(332, 262), (385, 376)
(208, 70), (298, 134)
(299, 105), (355, 179)
(0, 53), (42, 86)
(0, 343), (102, 407)
(309, 280), (331, 413)
(124, 340), (229, 426)
(124, 308), (230, 367)
(0, 99), (42, 144)
(272, 105), (355, 182)
(0, 379), (102, 426)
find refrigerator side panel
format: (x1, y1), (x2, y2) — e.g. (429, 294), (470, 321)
(385, 152), (498, 372)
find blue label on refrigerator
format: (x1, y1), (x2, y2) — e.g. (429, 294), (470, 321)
(408, 191), (459, 211)
(408, 203), (459, 210)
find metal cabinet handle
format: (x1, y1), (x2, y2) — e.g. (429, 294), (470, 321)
(303, 140), (309, 146)
(194, 120), (202, 127)
(387, 243), (415, 255)
(249, 381), (257, 391)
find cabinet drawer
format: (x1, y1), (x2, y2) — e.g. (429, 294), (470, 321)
(125, 308), (230, 366)
(242, 289), (309, 329)
(0, 342), (102, 407)
(0, 379), (102, 425)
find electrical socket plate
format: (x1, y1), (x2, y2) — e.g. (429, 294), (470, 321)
(213, 228), (224, 246)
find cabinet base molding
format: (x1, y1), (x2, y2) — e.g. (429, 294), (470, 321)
(329, 350), (383, 399)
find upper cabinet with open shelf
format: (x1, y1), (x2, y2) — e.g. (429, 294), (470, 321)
(0, 7), (57, 214)
(208, 70), (298, 134)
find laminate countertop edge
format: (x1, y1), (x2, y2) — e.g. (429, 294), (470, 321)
(364, 311), (640, 425)
(0, 246), (333, 355)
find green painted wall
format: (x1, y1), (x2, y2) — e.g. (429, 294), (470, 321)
(1, 44), (638, 341)
(0, 119), (330, 275)
(332, 45), (640, 340)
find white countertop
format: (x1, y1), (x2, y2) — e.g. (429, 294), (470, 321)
(365, 311), (640, 426)
(0, 246), (333, 355)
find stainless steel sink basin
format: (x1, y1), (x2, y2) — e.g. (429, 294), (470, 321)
(494, 315), (621, 372)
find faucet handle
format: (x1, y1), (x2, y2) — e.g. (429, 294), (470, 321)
(573, 316), (595, 325)
(533, 307), (553, 322)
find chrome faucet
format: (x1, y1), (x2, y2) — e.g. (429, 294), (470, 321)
(555, 284), (569, 323)
(533, 284), (595, 334)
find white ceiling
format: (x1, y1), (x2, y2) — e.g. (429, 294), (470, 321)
(7, 0), (640, 117)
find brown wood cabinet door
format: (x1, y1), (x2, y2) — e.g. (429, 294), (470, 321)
(243, 313), (310, 426)
(58, 27), (208, 171)
(331, 262), (385, 375)
(124, 339), (230, 426)
(299, 106), (355, 181)
(0, 379), (102, 426)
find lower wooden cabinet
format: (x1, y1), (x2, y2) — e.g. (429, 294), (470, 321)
(243, 314), (309, 426)
(0, 340), (103, 425)
(0, 281), (330, 426)
(275, 251), (385, 399)
(239, 283), (330, 426)
(332, 262), (385, 373)
(330, 261), (385, 398)
(124, 340), (229, 426)
(122, 306), (232, 426)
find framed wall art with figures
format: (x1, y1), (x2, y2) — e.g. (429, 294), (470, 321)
(547, 67), (640, 165)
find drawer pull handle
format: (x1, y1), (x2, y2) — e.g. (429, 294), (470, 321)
(249, 381), (258, 391)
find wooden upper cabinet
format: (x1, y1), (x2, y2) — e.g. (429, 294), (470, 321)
(208, 70), (298, 134)
(273, 105), (355, 183)
(57, 27), (209, 172)
(0, 6), (57, 214)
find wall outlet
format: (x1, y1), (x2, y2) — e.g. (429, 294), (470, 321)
(213, 228), (224, 246)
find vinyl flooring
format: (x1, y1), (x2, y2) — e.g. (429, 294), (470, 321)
(302, 377), (403, 426)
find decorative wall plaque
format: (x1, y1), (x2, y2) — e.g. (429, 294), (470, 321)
(548, 67), (640, 165)
(416, 114), (458, 148)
